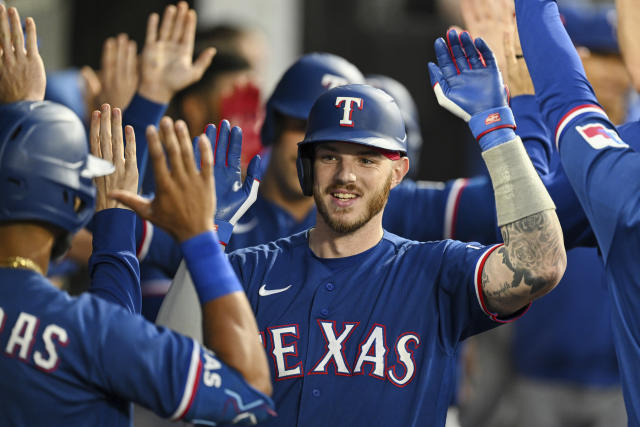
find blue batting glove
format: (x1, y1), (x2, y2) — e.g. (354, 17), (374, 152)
(428, 29), (516, 151)
(203, 120), (261, 246)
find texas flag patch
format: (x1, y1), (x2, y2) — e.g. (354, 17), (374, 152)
(575, 123), (628, 150)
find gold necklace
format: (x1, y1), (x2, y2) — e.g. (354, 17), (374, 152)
(0, 256), (43, 275)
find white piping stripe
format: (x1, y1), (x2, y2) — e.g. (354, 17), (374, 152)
(555, 106), (608, 149)
(137, 220), (154, 262)
(443, 178), (467, 239)
(433, 83), (472, 122)
(229, 179), (260, 225)
(171, 339), (201, 420)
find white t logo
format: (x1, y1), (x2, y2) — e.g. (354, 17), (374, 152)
(335, 97), (363, 127)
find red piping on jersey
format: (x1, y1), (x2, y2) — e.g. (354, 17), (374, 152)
(554, 103), (604, 142)
(449, 178), (469, 240)
(136, 219), (147, 257)
(475, 244), (504, 322)
(178, 357), (202, 419)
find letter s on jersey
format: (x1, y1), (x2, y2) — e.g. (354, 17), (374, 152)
(203, 351), (222, 388)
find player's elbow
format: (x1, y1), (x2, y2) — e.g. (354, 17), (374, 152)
(250, 371), (273, 397)
(532, 249), (567, 300)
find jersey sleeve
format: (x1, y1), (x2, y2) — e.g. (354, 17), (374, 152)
(435, 241), (528, 352)
(77, 297), (275, 424)
(88, 209), (141, 314)
(136, 216), (182, 280)
(511, 94), (553, 175)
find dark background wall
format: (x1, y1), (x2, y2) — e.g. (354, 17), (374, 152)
(302, 0), (484, 181)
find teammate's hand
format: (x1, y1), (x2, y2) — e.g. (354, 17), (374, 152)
(90, 104), (138, 212)
(110, 117), (216, 242)
(0, 6), (45, 103)
(503, 24), (534, 97)
(138, 1), (216, 104)
(428, 29), (515, 150)
(98, 34), (139, 110)
(204, 120), (261, 246)
(460, 0), (513, 71)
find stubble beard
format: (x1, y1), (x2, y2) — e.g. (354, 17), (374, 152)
(314, 173), (392, 234)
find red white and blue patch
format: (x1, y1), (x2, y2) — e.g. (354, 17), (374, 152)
(575, 122), (628, 150)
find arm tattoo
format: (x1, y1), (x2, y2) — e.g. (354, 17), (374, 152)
(485, 210), (565, 302)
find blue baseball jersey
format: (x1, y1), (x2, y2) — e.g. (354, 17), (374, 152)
(227, 230), (525, 426)
(0, 210), (274, 426)
(516, 0), (640, 422)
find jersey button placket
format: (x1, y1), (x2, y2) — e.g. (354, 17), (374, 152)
(312, 388), (321, 397)
(320, 308), (329, 317)
(325, 282), (335, 291)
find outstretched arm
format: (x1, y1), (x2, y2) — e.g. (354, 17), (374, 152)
(429, 29), (566, 317)
(615, 0), (640, 92)
(111, 118), (271, 395)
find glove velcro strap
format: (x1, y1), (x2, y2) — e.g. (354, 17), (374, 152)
(481, 137), (556, 226)
(214, 221), (234, 246)
(469, 106), (516, 144)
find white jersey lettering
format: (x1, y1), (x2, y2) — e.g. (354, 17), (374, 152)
(354, 324), (387, 378)
(269, 325), (303, 379)
(311, 321), (358, 375)
(5, 312), (39, 360)
(33, 324), (68, 372)
(388, 333), (420, 386)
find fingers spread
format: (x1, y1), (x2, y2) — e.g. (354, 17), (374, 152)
(434, 38), (458, 80)
(109, 191), (152, 218)
(460, 31), (483, 69)
(124, 125), (137, 172)
(192, 47), (216, 80)
(89, 110), (102, 159)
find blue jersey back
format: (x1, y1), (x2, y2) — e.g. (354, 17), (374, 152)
(227, 231), (516, 426)
(0, 269), (273, 426)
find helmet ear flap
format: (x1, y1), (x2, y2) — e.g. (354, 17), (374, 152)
(296, 145), (314, 197)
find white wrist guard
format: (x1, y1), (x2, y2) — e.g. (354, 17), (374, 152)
(481, 137), (556, 226)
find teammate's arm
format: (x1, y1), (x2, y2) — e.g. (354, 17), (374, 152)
(429, 29), (566, 316)
(111, 117), (271, 395)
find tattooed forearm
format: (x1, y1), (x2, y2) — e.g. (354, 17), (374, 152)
(483, 209), (567, 315)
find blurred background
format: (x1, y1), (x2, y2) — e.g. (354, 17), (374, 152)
(6, 0), (482, 182)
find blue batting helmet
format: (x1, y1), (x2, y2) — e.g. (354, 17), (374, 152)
(296, 84), (407, 196)
(0, 101), (114, 233)
(261, 52), (365, 146)
(366, 74), (423, 177)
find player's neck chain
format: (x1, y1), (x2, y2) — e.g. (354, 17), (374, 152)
(0, 256), (43, 276)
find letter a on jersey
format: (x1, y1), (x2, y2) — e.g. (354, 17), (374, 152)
(335, 97), (363, 127)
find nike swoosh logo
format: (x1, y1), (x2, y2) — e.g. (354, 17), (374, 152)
(233, 217), (259, 234)
(258, 284), (292, 296)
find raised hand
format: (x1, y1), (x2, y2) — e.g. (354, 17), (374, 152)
(90, 104), (138, 212)
(98, 34), (139, 110)
(204, 120), (261, 245)
(503, 23), (534, 97)
(110, 117), (215, 242)
(428, 29), (515, 150)
(0, 5), (45, 103)
(138, 2), (216, 104)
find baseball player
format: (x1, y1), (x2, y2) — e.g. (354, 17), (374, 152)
(130, 31), (567, 425)
(0, 6), (273, 425)
(515, 0), (640, 424)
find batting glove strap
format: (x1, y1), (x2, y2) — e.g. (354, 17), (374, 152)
(214, 220), (234, 247)
(469, 106), (517, 151)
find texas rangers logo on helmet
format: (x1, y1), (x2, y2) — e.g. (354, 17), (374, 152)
(575, 123), (628, 150)
(335, 96), (363, 127)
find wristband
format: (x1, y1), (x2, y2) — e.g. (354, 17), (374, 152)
(180, 230), (242, 304)
(469, 106), (516, 150)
